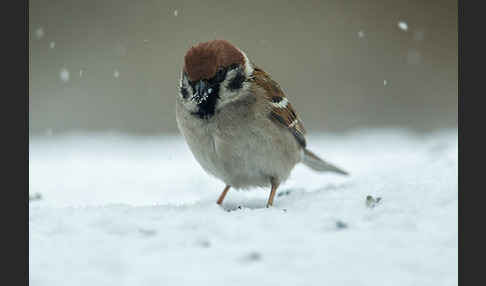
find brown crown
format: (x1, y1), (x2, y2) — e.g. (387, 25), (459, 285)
(183, 40), (245, 82)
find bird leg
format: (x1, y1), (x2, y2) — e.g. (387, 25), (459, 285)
(266, 178), (280, 208)
(216, 185), (231, 205)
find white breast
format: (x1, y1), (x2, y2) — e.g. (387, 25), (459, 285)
(175, 97), (301, 189)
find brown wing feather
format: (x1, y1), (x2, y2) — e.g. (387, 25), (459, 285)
(251, 67), (307, 148)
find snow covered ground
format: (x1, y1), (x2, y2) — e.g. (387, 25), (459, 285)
(29, 129), (457, 286)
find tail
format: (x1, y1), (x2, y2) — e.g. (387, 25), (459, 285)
(302, 149), (349, 176)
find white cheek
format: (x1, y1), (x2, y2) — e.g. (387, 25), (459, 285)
(216, 80), (251, 109)
(238, 49), (254, 76)
(179, 96), (199, 112)
(213, 50), (254, 110)
(179, 78), (199, 111)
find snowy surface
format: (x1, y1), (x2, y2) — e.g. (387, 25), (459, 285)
(29, 129), (457, 286)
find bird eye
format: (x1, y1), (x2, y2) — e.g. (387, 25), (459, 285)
(214, 68), (227, 82)
(228, 63), (240, 70)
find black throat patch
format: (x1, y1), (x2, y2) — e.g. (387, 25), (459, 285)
(190, 82), (221, 120)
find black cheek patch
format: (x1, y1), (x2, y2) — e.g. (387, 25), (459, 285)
(180, 86), (189, 99)
(227, 72), (246, 91)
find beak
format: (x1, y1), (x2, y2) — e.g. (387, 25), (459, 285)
(192, 80), (210, 103)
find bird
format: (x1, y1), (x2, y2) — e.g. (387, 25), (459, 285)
(176, 39), (348, 208)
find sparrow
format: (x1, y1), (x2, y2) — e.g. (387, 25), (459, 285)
(176, 40), (348, 207)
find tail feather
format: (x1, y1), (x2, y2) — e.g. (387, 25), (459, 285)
(302, 149), (349, 176)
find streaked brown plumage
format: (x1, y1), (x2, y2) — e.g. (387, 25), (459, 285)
(250, 66), (307, 148)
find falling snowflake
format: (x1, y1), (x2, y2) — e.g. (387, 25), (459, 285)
(383, 80), (388, 86)
(174, 10), (179, 16)
(358, 31), (365, 38)
(35, 27), (44, 39)
(59, 68), (70, 82)
(79, 69), (84, 77)
(49, 41), (56, 49)
(397, 21), (408, 31)
(113, 70), (120, 78)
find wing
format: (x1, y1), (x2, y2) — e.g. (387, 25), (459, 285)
(251, 67), (307, 148)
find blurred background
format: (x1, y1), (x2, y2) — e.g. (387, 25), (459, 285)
(29, 0), (457, 136)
